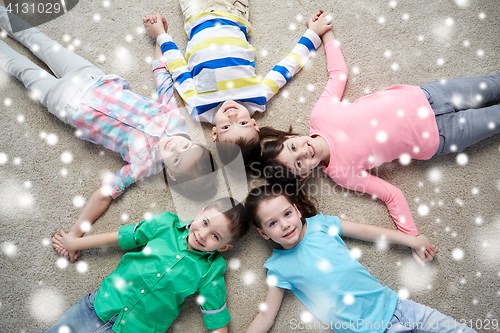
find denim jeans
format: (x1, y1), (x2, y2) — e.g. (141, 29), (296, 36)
(384, 299), (476, 333)
(420, 74), (500, 156)
(0, 7), (104, 126)
(43, 291), (117, 333)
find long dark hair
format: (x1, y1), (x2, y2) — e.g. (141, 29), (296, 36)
(245, 184), (318, 229)
(258, 126), (303, 185)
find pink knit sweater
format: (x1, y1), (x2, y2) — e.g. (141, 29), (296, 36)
(309, 40), (439, 236)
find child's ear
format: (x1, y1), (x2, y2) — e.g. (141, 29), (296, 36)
(217, 244), (233, 252)
(211, 126), (217, 142)
(252, 119), (260, 132)
(256, 227), (270, 240)
(166, 168), (176, 181)
(293, 204), (302, 219)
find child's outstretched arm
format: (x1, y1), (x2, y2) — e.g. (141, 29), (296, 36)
(52, 229), (119, 263)
(52, 187), (113, 259)
(340, 220), (438, 266)
(260, 11), (324, 102)
(143, 13), (197, 117)
(245, 286), (284, 333)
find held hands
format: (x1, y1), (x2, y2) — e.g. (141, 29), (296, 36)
(52, 230), (80, 264)
(306, 9), (333, 37)
(143, 12), (168, 39)
(411, 234), (438, 267)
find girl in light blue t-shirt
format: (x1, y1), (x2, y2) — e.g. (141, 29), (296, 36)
(244, 184), (475, 333)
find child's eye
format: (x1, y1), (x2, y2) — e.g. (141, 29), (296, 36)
(285, 211), (291, 217)
(296, 160), (301, 168)
(174, 156), (180, 163)
(222, 125), (230, 130)
(203, 219), (208, 226)
(183, 144), (189, 149)
(269, 221), (276, 227)
(212, 234), (219, 241)
(240, 121), (248, 125)
(291, 144), (296, 151)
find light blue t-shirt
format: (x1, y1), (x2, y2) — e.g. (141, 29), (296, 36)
(264, 213), (398, 333)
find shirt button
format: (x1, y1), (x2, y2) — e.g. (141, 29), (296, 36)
(157, 273), (161, 277)
(176, 255), (180, 259)
(141, 289), (145, 293)
(124, 307), (128, 311)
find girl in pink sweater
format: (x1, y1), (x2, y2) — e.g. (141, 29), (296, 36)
(259, 13), (500, 237)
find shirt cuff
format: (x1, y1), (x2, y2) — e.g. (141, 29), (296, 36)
(118, 224), (138, 250)
(153, 59), (168, 70)
(304, 28), (322, 49)
(202, 303), (231, 330)
(156, 33), (173, 47)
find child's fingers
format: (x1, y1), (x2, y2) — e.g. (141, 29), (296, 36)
(411, 249), (426, 267)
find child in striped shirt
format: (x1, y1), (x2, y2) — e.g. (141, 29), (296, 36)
(143, 3), (333, 167)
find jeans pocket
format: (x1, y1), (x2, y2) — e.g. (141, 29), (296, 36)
(85, 290), (98, 310)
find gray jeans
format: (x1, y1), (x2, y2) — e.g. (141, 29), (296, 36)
(420, 74), (500, 156)
(0, 7), (104, 126)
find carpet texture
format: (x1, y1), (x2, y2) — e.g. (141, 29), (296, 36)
(0, 0), (499, 332)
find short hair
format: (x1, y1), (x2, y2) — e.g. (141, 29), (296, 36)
(205, 197), (249, 242)
(165, 145), (218, 201)
(216, 134), (261, 173)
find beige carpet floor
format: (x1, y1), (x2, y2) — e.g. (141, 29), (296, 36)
(0, 0), (499, 332)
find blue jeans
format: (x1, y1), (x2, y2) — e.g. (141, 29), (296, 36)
(43, 291), (117, 333)
(385, 299), (476, 333)
(420, 74), (500, 156)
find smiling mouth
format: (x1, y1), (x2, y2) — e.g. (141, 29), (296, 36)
(307, 143), (315, 158)
(283, 228), (296, 238)
(223, 106), (237, 113)
(193, 233), (204, 247)
(163, 137), (172, 151)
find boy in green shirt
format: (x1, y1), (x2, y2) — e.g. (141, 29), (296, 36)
(49, 197), (248, 333)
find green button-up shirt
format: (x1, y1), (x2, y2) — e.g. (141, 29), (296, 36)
(93, 212), (230, 332)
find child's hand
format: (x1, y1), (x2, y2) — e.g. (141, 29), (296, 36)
(143, 12), (168, 38)
(52, 229), (80, 263)
(411, 235), (438, 267)
(306, 10), (333, 37)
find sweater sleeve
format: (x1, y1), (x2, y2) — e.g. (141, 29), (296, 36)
(335, 172), (419, 236)
(261, 29), (321, 100)
(157, 33), (195, 109)
(320, 39), (348, 102)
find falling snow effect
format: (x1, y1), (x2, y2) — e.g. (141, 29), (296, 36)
(30, 289), (66, 323)
(0, 1), (498, 331)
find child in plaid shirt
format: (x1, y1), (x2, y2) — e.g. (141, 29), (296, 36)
(0, 8), (216, 262)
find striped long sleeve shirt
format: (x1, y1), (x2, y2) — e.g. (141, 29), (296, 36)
(157, 12), (321, 123)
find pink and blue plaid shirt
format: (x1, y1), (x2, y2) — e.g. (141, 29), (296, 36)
(72, 60), (189, 199)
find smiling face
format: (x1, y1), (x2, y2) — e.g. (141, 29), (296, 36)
(187, 207), (234, 253)
(255, 195), (305, 250)
(212, 100), (259, 143)
(276, 136), (325, 178)
(159, 135), (203, 178)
